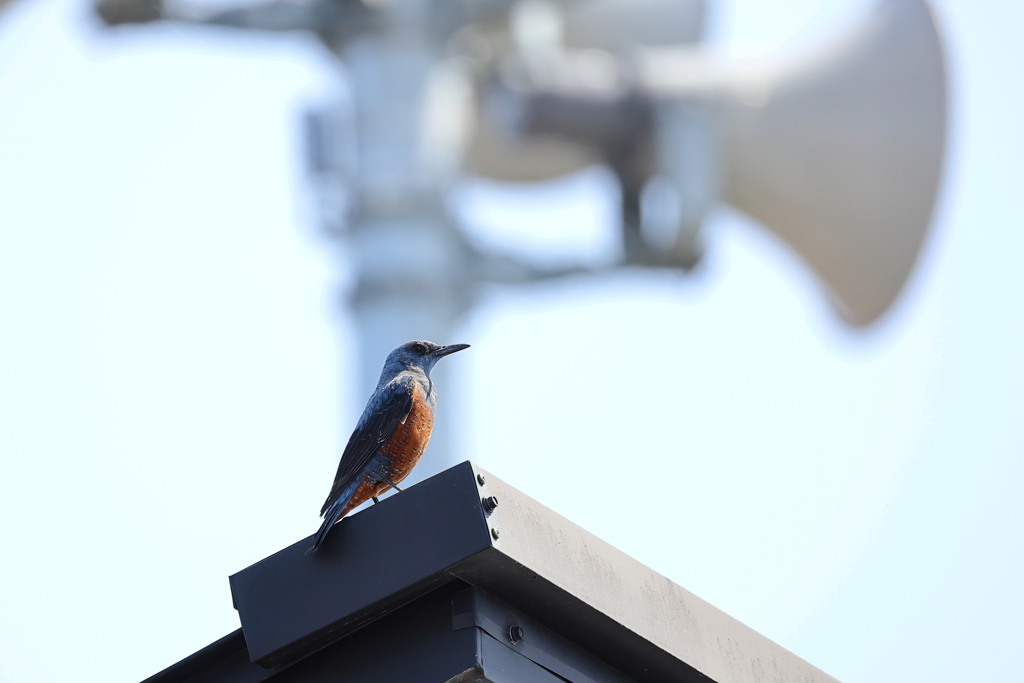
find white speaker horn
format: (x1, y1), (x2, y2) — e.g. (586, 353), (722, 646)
(721, 0), (947, 325)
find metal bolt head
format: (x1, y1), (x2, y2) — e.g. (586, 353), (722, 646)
(491, 527), (500, 540)
(508, 625), (524, 644)
(477, 473), (486, 486)
(482, 496), (499, 513)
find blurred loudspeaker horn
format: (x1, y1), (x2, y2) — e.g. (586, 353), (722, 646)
(563, 0), (705, 51)
(468, 0), (705, 182)
(723, 0), (946, 325)
(95, 0), (162, 24)
(468, 97), (606, 182)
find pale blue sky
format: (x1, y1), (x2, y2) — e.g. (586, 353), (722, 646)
(0, 1), (1021, 682)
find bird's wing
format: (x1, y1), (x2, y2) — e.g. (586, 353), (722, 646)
(319, 379), (414, 517)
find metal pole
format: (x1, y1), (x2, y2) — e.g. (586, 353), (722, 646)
(336, 3), (475, 478)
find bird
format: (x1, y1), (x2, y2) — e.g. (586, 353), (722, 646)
(308, 340), (470, 552)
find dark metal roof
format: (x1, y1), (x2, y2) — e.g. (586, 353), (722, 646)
(143, 461), (840, 683)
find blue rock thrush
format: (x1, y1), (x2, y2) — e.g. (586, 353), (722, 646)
(308, 340), (470, 552)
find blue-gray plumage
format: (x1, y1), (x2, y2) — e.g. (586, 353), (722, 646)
(308, 340), (469, 552)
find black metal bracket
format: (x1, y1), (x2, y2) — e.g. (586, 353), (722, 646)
(452, 586), (635, 683)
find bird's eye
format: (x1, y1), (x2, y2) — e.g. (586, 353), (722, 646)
(412, 343), (426, 355)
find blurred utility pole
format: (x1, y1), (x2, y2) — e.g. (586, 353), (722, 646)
(94, 0), (946, 479)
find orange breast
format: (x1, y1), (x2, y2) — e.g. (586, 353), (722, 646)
(339, 385), (435, 516)
(379, 385), (434, 481)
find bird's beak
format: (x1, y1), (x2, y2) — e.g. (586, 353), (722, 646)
(433, 343), (470, 358)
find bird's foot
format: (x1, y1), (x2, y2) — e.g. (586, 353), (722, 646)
(383, 478), (403, 493)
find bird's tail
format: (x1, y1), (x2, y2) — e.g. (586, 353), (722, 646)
(307, 481), (360, 553)
(307, 508), (339, 554)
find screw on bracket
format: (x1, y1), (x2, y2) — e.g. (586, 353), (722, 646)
(491, 528), (500, 540)
(482, 496), (499, 513)
(477, 473), (486, 486)
(508, 625), (524, 644)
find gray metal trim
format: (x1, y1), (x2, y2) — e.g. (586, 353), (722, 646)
(454, 465), (838, 683)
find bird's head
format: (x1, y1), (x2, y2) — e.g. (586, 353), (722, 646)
(386, 340), (470, 375)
